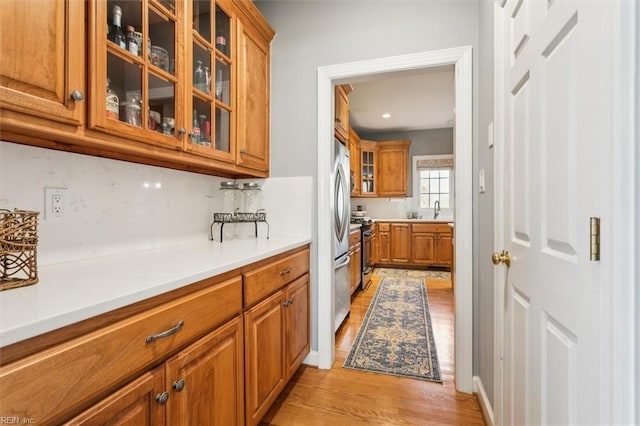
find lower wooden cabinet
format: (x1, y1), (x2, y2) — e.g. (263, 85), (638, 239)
(65, 367), (166, 425)
(165, 317), (245, 425)
(68, 317), (244, 426)
(390, 223), (410, 264)
(378, 223), (390, 263)
(244, 274), (310, 426)
(1, 246), (310, 426)
(375, 222), (453, 269)
(349, 228), (362, 294)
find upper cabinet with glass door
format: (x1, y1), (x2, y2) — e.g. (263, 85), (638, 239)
(186, 0), (235, 163)
(88, 0), (183, 149)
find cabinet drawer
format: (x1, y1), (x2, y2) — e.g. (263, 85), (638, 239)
(244, 249), (310, 308)
(411, 223), (452, 234)
(0, 277), (242, 425)
(378, 223), (390, 232)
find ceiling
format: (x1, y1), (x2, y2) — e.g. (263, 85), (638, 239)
(345, 65), (455, 135)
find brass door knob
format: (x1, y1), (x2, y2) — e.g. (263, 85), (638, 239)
(491, 250), (511, 268)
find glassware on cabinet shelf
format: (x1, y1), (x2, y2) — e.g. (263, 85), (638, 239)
(108, 5), (126, 49)
(204, 66), (211, 93)
(215, 5), (230, 56)
(194, 60), (205, 91)
(106, 78), (119, 120)
(125, 26), (139, 56)
(124, 92), (142, 127)
(199, 114), (210, 146)
(192, 109), (201, 144)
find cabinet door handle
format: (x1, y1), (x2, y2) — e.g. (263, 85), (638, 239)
(288, 297), (294, 305)
(173, 379), (186, 392)
(70, 90), (84, 102)
(146, 320), (185, 344)
(178, 128), (187, 136)
(280, 267), (292, 276)
(156, 391), (169, 405)
(282, 300), (290, 307)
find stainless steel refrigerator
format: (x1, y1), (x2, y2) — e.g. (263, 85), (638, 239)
(333, 138), (351, 332)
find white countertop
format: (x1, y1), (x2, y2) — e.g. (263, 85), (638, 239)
(349, 223), (362, 231)
(372, 218), (454, 224)
(0, 236), (311, 347)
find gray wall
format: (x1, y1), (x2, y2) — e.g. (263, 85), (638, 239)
(476, 0), (495, 404)
(255, 0), (481, 365)
(359, 127), (454, 195)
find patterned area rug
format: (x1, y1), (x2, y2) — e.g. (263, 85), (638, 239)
(343, 276), (442, 383)
(375, 267), (451, 281)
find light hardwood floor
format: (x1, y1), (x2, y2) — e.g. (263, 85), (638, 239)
(260, 271), (486, 425)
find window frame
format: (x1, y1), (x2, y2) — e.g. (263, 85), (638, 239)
(412, 154), (454, 218)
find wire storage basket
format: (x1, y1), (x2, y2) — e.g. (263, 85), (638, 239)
(0, 209), (39, 291)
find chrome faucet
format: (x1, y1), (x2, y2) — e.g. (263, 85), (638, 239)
(433, 200), (440, 219)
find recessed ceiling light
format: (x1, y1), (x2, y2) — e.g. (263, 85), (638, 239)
(382, 113), (391, 119)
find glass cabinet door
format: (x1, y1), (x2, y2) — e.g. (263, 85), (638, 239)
(91, 0), (182, 149)
(187, 0), (235, 162)
(361, 150), (375, 194)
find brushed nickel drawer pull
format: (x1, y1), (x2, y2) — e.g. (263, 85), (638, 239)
(280, 267), (292, 276)
(146, 320), (185, 344)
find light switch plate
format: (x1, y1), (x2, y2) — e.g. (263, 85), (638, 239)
(479, 169), (486, 193)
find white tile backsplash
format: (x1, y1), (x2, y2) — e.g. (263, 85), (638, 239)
(1, 141), (312, 266)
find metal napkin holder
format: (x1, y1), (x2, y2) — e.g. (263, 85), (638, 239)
(210, 210), (269, 242)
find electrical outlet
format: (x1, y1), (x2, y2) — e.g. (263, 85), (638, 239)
(45, 187), (67, 220)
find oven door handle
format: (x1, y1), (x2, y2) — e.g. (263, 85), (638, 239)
(335, 255), (351, 270)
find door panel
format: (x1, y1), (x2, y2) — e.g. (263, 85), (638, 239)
(496, 0), (613, 424)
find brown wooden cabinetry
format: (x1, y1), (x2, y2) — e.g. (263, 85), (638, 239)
(377, 141), (410, 196)
(354, 140), (410, 197)
(243, 249), (310, 426)
(374, 222), (453, 269)
(359, 140), (377, 196)
(0, 246), (310, 426)
(66, 367), (166, 425)
(0, 0), (85, 127)
(0, 0), (274, 178)
(390, 223), (411, 264)
(70, 317), (245, 426)
(349, 228), (362, 294)
(236, 6), (272, 172)
(334, 85), (350, 143)
(349, 127), (361, 195)
(377, 223), (390, 263)
(165, 317), (245, 425)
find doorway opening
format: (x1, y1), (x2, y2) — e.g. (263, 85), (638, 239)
(316, 46), (474, 393)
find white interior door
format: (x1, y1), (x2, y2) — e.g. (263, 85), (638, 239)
(495, 1), (616, 424)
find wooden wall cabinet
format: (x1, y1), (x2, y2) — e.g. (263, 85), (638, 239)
(348, 127), (361, 195)
(334, 85), (350, 144)
(354, 140), (410, 198)
(377, 141), (410, 197)
(349, 228), (362, 294)
(0, 0), (274, 178)
(359, 140), (378, 196)
(0, 0), (85, 127)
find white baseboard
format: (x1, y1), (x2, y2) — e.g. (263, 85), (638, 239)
(303, 350), (319, 367)
(473, 376), (495, 426)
